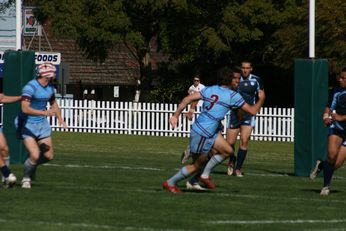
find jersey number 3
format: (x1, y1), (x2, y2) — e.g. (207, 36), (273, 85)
(205, 94), (219, 110)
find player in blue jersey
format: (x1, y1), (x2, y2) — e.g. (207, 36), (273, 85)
(185, 69), (241, 190)
(0, 93), (21, 187)
(226, 61), (265, 177)
(310, 68), (346, 195)
(163, 66), (265, 193)
(16, 63), (67, 189)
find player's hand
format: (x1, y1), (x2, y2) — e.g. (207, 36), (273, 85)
(331, 111), (341, 122)
(59, 120), (68, 129)
(186, 109), (195, 121)
(323, 117), (333, 126)
(46, 109), (56, 116)
(169, 116), (178, 128)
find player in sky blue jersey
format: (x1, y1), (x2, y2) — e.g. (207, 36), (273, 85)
(0, 94), (21, 187)
(226, 61), (265, 177)
(310, 68), (346, 195)
(163, 66), (265, 193)
(16, 63), (67, 189)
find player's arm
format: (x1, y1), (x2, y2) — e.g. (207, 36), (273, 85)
(0, 94), (21, 103)
(21, 97), (55, 116)
(322, 107), (333, 125)
(258, 89), (265, 103)
(186, 100), (199, 121)
(240, 90), (265, 115)
(49, 96), (68, 128)
(170, 92), (202, 128)
(331, 109), (346, 122)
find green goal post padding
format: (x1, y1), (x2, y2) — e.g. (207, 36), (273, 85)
(3, 51), (36, 164)
(294, 59), (328, 176)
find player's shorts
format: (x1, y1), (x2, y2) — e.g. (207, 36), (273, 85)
(228, 111), (255, 129)
(189, 129), (218, 155)
(15, 117), (51, 140)
(328, 128), (346, 146)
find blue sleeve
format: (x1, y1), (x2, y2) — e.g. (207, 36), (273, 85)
(22, 83), (35, 98)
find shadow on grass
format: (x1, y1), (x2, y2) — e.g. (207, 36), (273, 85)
(212, 169), (295, 177)
(302, 188), (343, 194)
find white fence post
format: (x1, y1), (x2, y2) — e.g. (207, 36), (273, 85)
(5, 100), (295, 142)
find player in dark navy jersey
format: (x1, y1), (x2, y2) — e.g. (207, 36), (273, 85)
(226, 61), (265, 177)
(310, 68), (346, 195)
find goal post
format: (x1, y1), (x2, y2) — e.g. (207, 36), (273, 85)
(3, 50), (35, 164)
(294, 59), (328, 176)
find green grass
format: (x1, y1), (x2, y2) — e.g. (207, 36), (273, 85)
(2, 132), (346, 231)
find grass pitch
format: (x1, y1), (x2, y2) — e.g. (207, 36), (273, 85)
(1, 132), (346, 231)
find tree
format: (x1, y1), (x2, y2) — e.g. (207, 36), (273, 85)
(0, 0), (15, 17)
(272, 0), (346, 73)
(160, 0), (283, 73)
(0, 0), (14, 12)
(28, 0), (173, 102)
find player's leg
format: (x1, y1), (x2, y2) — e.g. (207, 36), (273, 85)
(226, 128), (238, 175)
(164, 154), (208, 193)
(163, 130), (210, 193)
(0, 132), (16, 186)
(22, 137), (40, 188)
(37, 137), (54, 165)
(186, 152), (209, 191)
(181, 144), (191, 164)
(320, 134), (342, 195)
(234, 125), (252, 177)
(199, 133), (234, 188)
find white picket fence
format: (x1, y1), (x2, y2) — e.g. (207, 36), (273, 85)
(48, 99), (295, 142)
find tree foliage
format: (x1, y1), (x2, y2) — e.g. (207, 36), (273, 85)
(0, 0), (15, 16)
(272, 0), (346, 73)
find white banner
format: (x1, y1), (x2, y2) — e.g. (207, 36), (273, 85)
(35, 52), (61, 65)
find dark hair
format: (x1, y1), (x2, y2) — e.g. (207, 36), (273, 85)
(342, 67), (346, 72)
(232, 66), (241, 74)
(217, 66), (233, 85)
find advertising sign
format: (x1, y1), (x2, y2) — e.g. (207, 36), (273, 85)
(23, 7), (40, 36)
(0, 51), (61, 79)
(35, 52), (61, 79)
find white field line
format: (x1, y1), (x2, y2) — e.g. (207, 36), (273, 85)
(37, 182), (346, 205)
(46, 163), (346, 180)
(0, 218), (189, 231)
(45, 163), (346, 180)
(207, 219), (346, 225)
(45, 163), (292, 177)
(45, 163), (162, 171)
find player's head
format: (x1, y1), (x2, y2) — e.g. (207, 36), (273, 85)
(230, 67), (241, 90)
(339, 68), (346, 88)
(193, 75), (201, 86)
(217, 66), (234, 86)
(241, 61), (252, 78)
(36, 63), (56, 78)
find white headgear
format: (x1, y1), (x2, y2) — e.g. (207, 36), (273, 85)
(37, 63), (56, 78)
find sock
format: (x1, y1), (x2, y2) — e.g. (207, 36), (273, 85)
(235, 148), (247, 170)
(318, 160), (323, 171)
(4, 156), (10, 167)
(0, 165), (11, 178)
(24, 159), (37, 179)
(167, 166), (190, 186)
(201, 154), (224, 178)
(323, 161), (335, 187)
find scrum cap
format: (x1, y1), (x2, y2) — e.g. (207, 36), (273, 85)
(37, 63), (56, 78)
